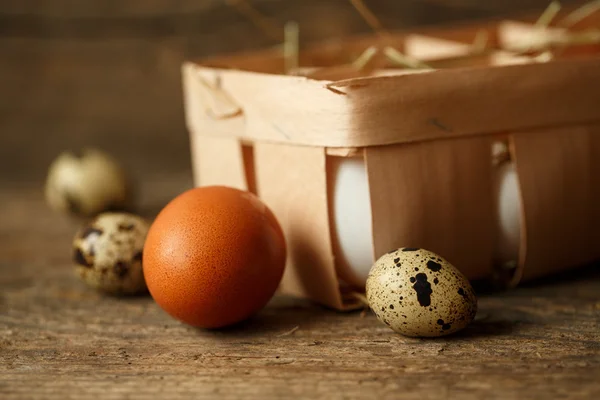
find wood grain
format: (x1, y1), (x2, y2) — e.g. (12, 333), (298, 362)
(0, 0), (583, 183)
(1, 1), (598, 398)
(1, 181), (600, 399)
(365, 137), (495, 280)
(254, 143), (343, 310)
(512, 124), (598, 282)
(185, 55), (600, 148)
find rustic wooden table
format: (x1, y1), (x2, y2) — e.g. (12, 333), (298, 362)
(2, 179), (600, 399)
(1, 1), (599, 399)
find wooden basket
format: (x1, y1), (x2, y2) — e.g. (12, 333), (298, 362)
(182, 12), (600, 310)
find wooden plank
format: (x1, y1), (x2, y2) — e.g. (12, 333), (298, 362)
(511, 124), (600, 282)
(0, 0), (219, 17)
(186, 56), (600, 148)
(190, 134), (247, 190)
(253, 143), (343, 309)
(1, 182), (600, 399)
(1, 2), (599, 397)
(0, 0), (573, 24)
(365, 137), (495, 280)
(0, 37), (189, 183)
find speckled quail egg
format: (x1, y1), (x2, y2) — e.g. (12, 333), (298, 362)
(45, 148), (131, 217)
(366, 248), (477, 337)
(73, 212), (149, 295)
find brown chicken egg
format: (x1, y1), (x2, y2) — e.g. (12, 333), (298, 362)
(143, 186), (287, 329)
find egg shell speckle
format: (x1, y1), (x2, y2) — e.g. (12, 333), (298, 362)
(366, 248), (477, 337)
(73, 212), (149, 295)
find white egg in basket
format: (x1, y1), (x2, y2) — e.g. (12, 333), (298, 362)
(329, 145), (522, 288)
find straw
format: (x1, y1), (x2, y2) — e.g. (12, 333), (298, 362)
(535, 1), (562, 28)
(284, 21), (300, 73)
(351, 46), (379, 70)
(348, 0), (431, 70)
(510, 1), (562, 54)
(557, 0), (600, 27)
(383, 47), (433, 69)
(510, 27), (600, 54)
(504, 0), (600, 55)
(226, 0), (598, 77)
(349, 0), (389, 39)
(225, 0), (304, 74)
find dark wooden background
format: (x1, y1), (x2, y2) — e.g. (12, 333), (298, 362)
(0, 0), (582, 185)
(2, 1), (599, 399)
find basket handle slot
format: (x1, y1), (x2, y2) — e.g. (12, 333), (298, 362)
(193, 71), (243, 120)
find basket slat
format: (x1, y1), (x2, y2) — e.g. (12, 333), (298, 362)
(365, 137), (495, 280)
(190, 135), (248, 191)
(511, 124), (599, 283)
(254, 143), (346, 309)
(331, 58), (600, 147)
(184, 57), (600, 149)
